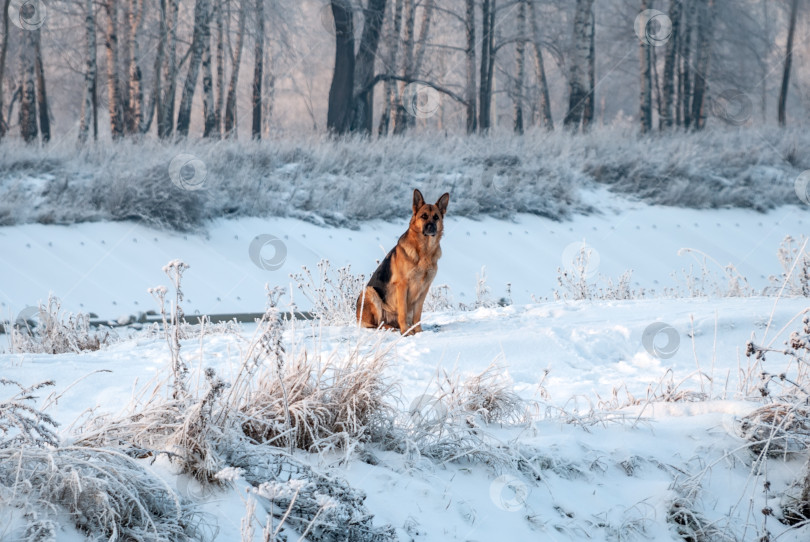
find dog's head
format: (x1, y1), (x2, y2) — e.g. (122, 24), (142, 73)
(410, 189), (450, 237)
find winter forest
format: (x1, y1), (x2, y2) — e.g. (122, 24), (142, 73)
(2, 0), (807, 142)
(4, 1), (810, 542)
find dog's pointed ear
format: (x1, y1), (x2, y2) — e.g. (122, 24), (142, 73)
(436, 192), (450, 216)
(412, 189), (425, 214)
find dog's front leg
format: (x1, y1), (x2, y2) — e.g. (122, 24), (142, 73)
(395, 282), (412, 335)
(411, 290), (429, 334)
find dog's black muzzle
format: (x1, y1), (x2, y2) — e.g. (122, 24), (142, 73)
(423, 222), (438, 236)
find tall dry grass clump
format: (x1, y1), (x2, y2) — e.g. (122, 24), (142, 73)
(0, 447), (208, 541)
(6, 295), (113, 354)
(739, 308), (810, 529)
(0, 377), (207, 541)
(290, 259), (367, 325)
(239, 332), (396, 452)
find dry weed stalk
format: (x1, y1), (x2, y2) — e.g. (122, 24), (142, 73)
(239, 330), (397, 453)
(7, 296), (111, 354)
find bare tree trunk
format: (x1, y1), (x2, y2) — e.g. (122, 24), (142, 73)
(326, 0), (354, 134)
(690, 0), (714, 130)
(412, 0), (434, 76)
(564, 0), (594, 130)
(104, 0), (124, 139)
(141, 0), (164, 134)
(778, 0), (799, 126)
(6, 84), (20, 132)
(349, 0), (387, 133)
(528, 0), (552, 130)
(582, 8), (595, 129)
(223, 0), (245, 137)
(478, 0), (496, 132)
(661, 0), (681, 128)
(202, 8), (217, 137)
(652, 42), (662, 123)
(158, 0), (178, 138)
(639, 42), (652, 132)
(638, 0), (652, 133)
(126, 0), (144, 134)
(513, 0), (526, 134)
(464, 0), (476, 133)
(19, 31), (37, 143)
(0, 0), (11, 139)
(760, 0), (769, 122)
(177, 0), (212, 136)
(378, 0), (402, 136)
(251, 0), (264, 139)
(681, 0), (695, 128)
(79, 0), (97, 143)
(120, 0), (132, 130)
(215, 0), (225, 135)
(395, 0), (431, 132)
(262, 42), (274, 137)
(33, 30), (49, 142)
(393, 0), (415, 133)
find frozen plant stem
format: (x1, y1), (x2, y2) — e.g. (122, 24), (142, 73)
(149, 259), (190, 401)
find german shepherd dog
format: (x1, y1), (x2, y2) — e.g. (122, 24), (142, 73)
(356, 189), (450, 335)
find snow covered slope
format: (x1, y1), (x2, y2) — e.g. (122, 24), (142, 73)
(2, 195), (810, 541)
(2, 296), (809, 541)
(1, 193), (808, 320)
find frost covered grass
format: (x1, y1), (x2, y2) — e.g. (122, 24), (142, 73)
(0, 447), (209, 541)
(0, 263), (405, 540)
(4, 254), (810, 540)
(4, 295), (114, 354)
(0, 259), (534, 540)
(0, 377), (208, 541)
(0, 126), (806, 231)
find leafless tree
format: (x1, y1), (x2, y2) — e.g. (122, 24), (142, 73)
(479, 0), (496, 131)
(690, 0), (714, 130)
(680, 0), (695, 127)
(528, 0), (552, 130)
(201, 3), (217, 137)
(378, 0), (403, 135)
(33, 29), (49, 142)
(778, 0), (799, 126)
(125, 0), (144, 134)
(639, 0), (653, 133)
(513, 0), (527, 134)
(392, 0), (415, 133)
(251, 0), (265, 139)
(464, 0), (477, 133)
(224, 0), (246, 136)
(661, 0), (681, 129)
(104, 0), (124, 139)
(582, 6), (595, 129)
(215, 0), (226, 134)
(19, 30), (38, 142)
(157, 0), (179, 138)
(391, 0), (434, 133)
(326, 0), (354, 134)
(0, 0), (11, 139)
(350, 0), (387, 133)
(177, 0), (212, 137)
(564, 0), (594, 131)
(79, 0), (98, 142)
(262, 42), (275, 137)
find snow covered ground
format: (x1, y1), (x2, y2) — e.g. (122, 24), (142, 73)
(0, 190), (808, 320)
(2, 196), (810, 541)
(2, 296), (809, 541)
